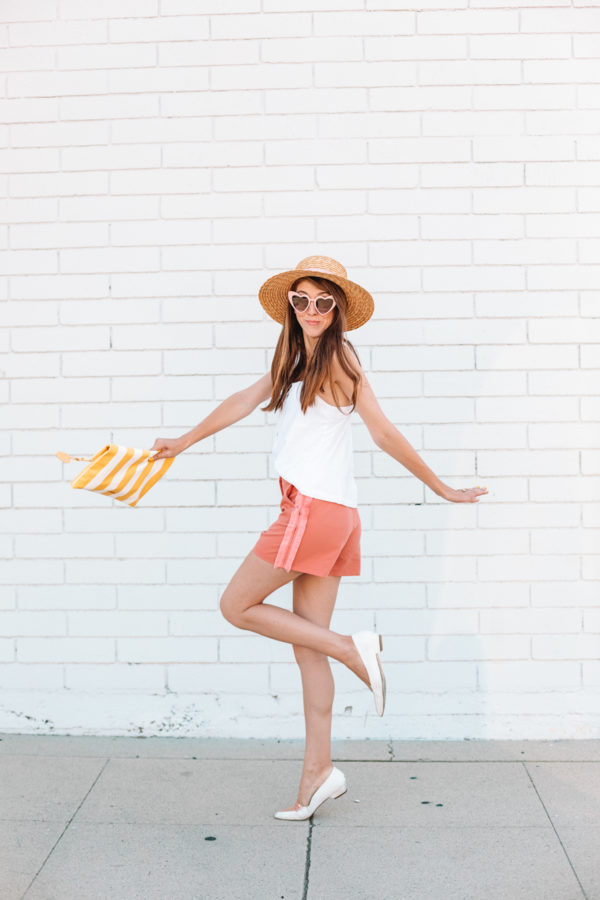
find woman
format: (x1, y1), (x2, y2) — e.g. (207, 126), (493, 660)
(151, 255), (488, 821)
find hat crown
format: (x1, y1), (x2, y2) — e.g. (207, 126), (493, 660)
(295, 255), (347, 280)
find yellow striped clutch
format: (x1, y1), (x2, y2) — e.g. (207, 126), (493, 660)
(56, 444), (174, 507)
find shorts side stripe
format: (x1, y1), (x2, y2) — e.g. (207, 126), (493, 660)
(274, 490), (313, 572)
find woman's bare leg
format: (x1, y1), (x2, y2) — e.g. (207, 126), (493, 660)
(219, 550), (370, 685)
(278, 572), (341, 812)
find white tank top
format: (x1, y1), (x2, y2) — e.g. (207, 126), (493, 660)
(271, 380), (358, 508)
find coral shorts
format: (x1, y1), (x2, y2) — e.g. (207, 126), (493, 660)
(252, 476), (361, 577)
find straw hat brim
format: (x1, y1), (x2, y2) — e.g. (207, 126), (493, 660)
(258, 269), (374, 332)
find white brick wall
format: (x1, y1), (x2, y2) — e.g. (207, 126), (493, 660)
(1, 2), (599, 740)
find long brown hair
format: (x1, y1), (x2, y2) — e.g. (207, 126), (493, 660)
(261, 275), (363, 415)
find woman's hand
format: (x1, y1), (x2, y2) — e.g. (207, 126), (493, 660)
(149, 436), (187, 460)
(440, 485), (489, 503)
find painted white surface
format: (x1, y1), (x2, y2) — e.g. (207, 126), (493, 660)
(1, 2), (599, 739)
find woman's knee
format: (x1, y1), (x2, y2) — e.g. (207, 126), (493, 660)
(219, 591), (262, 627)
(219, 592), (245, 627)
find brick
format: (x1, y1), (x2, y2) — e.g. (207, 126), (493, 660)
(429, 635), (529, 660)
(10, 274), (110, 300)
(478, 450), (578, 477)
(17, 637), (115, 663)
(59, 299), (160, 325)
(18, 585), (116, 609)
(476, 396), (577, 422)
(12, 120), (109, 147)
(109, 15), (209, 42)
(479, 661), (580, 690)
(117, 584), (218, 610)
(0, 509), (62, 533)
(63, 663), (165, 691)
(60, 195), (158, 219)
(166, 0), (261, 10)
(109, 374), (210, 402)
(8, 70), (108, 98)
(0, 611), (66, 636)
(532, 636), (599, 660)
(0, 302), (57, 329)
(0, 196), (56, 224)
(162, 89), (262, 118)
(62, 350), (162, 377)
(481, 608), (581, 634)
(59, 0), (158, 19)
(60, 246), (159, 273)
(315, 11), (412, 36)
(212, 166), (313, 193)
(115, 532), (217, 559)
(265, 87), (366, 115)
(263, 0), (360, 8)
(479, 554), (580, 582)
(418, 9), (518, 34)
(476, 345), (578, 370)
(112, 323), (211, 350)
(159, 39), (258, 67)
(60, 94), (159, 121)
(530, 475), (600, 502)
(66, 560), (165, 585)
(110, 220), (210, 246)
(16, 533), (114, 558)
(212, 63), (310, 92)
(13, 326), (110, 354)
(9, 19), (107, 46)
(109, 67), (209, 94)
(167, 663), (268, 693)
(10, 171), (108, 197)
(117, 637), (217, 663)
(1, 404), (59, 430)
(57, 40), (156, 68)
(110, 270), (212, 297)
(319, 61), (416, 89)
(211, 13), (310, 39)
(2, 456), (61, 483)
(68, 611), (168, 636)
(0, 663), (63, 690)
(63, 144), (160, 172)
(378, 609), (478, 635)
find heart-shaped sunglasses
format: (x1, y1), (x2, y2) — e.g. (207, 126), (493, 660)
(288, 290), (336, 316)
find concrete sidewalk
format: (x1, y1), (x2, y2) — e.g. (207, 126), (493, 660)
(1, 734), (599, 900)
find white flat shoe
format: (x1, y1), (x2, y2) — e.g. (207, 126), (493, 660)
(351, 630), (386, 716)
(273, 766), (347, 820)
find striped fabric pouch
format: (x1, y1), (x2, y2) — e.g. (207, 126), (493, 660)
(56, 444), (174, 507)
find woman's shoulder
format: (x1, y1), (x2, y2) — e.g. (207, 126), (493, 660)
(332, 343), (364, 394)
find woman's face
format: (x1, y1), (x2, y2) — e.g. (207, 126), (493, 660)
(291, 278), (336, 342)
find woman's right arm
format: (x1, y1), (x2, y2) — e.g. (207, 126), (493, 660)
(150, 371), (273, 459)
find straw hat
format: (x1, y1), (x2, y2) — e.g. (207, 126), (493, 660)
(258, 255), (374, 331)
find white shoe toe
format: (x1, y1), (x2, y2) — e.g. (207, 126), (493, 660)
(351, 630), (386, 716)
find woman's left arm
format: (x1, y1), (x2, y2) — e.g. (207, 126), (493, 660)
(376, 426), (487, 503)
(345, 362), (488, 504)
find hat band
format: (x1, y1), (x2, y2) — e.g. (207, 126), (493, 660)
(298, 266), (342, 277)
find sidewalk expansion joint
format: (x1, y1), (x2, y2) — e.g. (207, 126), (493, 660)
(302, 818), (314, 900)
(522, 762), (588, 900)
(20, 757), (111, 900)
